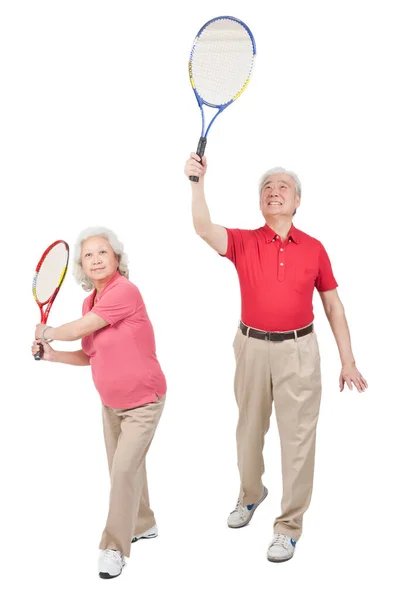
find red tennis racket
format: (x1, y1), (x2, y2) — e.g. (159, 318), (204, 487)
(32, 240), (69, 360)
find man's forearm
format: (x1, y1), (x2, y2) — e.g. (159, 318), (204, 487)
(191, 183), (212, 234)
(52, 350), (90, 366)
(326, 305), (355, 366)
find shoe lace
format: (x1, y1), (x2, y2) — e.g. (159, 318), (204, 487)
(104, 549), (122, 563)
(272, 533), (288, 547)
(231, 500), (248, 517)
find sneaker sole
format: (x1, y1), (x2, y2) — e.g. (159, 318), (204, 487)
(131, 533), (158, 544)
(228, 486), (269, 529)
(99, 570), (124, 579)
(267, 554), (294, 563)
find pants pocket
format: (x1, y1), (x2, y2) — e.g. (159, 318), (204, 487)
(233, 328), (247, 363)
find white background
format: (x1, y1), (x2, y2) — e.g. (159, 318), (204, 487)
(1, 0), (399, 597)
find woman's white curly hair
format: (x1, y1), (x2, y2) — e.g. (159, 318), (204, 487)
(73, 226), (129, 292)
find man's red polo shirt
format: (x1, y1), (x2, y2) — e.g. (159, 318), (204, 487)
(221, 223), (338, 332)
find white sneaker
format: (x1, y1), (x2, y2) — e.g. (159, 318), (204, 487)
(267, 533), (296, 562)
(227, 486), (268, 528)
(98, 549), (126, 579)
(131, 524), (158, 543)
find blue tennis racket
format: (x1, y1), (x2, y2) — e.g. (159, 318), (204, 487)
(188, 16), (256, 182)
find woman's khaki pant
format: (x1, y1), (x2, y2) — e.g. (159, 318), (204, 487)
(99, 395), (165, 557)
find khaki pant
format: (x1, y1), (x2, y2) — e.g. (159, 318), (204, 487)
(233, 325), (321, 541)
(99, 395), (165, 557)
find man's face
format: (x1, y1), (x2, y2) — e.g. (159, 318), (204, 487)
(260, 173), (300, 219)
(81, 236), (119, 284)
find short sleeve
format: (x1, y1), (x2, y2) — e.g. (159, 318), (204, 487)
(91, 282), (140, 326)
(220, 228), (251, 265)
(315, 243), (338, 292)
(82, 295), (92, 316)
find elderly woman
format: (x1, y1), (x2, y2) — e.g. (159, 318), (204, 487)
(32, 227), (167, 579)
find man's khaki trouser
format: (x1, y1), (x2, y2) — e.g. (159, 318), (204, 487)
(99, 395), (165, 557)
(233, 325), (321, 541)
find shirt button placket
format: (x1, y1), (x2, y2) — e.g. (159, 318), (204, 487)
(278, 242), (285, 282)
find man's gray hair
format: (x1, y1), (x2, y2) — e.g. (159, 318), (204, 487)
(259, 167), (302, 197)
(73, 226), (129, 292)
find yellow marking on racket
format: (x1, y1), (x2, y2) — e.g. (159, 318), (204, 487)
(188, 61), (196, 88)
(32, 274), (38, 299)
(58, 266), (67, 287)
(233, 77), (250, 101)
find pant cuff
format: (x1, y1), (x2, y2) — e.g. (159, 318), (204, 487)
(273, 525), (301, 542)
(99, 539), (130, 558)
(133, 517), (156, 538)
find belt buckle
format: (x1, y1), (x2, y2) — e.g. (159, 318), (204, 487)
(264, 331), (271, 341)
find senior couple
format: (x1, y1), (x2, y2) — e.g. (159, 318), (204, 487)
(32, 155), (367, 578)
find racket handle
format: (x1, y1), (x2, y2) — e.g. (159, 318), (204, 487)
(189, 137), (207, 182)
(34, 343), (44, 361)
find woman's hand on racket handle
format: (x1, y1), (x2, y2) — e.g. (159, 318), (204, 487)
(185, 153), (207, 183)
(32, 339), (55, 362)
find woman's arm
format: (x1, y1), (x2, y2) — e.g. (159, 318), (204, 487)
(53, 349), (91, 366)
(35, 312), (109, 342)
(31, 340), (90, 365)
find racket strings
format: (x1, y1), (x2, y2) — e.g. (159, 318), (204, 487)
(191, 20), (255, 106)
(34, 244), (68, 303)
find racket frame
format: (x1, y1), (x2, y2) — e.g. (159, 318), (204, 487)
(32, 240), (69, 359)
(188, 16), (256, 180)
(189, 15), (256, 137)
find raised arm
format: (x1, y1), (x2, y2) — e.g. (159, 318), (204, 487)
(184, 152), (228, 255)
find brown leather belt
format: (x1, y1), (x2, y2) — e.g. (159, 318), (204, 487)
(239, 321), (313, 342)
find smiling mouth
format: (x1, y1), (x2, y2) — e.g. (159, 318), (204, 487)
(91, 267), (105, 272)
(268, 201), (282, 206)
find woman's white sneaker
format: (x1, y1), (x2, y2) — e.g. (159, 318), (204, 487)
(98, 549), (126, 579)
(227, 486), (268, 528)
(131, 524), (158, 543)
(267, 533), (296, 562)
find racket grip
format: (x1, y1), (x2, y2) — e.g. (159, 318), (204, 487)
(189, 137), (207, 182)
(34, 343), (44, 361)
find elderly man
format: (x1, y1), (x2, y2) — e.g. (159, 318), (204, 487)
(184, 153), (367, 563)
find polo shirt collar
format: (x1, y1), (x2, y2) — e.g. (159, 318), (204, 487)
(264, 223), (300, 244)
(90, 270), (121, 307)
(288, 224), (300, 244)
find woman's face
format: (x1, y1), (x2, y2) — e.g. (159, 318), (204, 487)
(81, 236), (119, 286)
